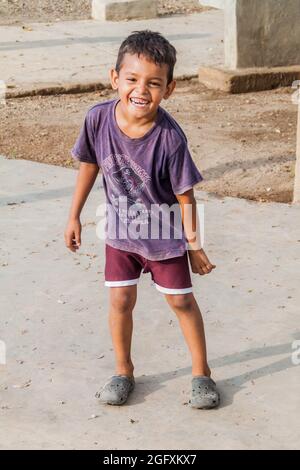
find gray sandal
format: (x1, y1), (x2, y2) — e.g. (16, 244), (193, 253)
(189, 376), (220, 409)
(95, 375), (135, 405)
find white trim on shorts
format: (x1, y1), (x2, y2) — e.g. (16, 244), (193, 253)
(154, 283), (193, 295)
(105, 278), (140, 287)
(104, 279), (193, 294)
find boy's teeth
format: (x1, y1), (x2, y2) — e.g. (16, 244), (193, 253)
(131, 98), (149, 105)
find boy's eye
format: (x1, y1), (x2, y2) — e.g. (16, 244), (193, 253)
(127, 78), (160, 86)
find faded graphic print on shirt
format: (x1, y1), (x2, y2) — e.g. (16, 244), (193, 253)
(102, 153), (151, 226)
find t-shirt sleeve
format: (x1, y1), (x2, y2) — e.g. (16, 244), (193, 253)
(168, 142), (203, 194)
(71, 110), (98, 165)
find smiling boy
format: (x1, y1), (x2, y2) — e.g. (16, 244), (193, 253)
(65, 30), (220, 409)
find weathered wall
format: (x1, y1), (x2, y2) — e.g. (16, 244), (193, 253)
(92, 0), (157, 21)
(225, 0), (300, 69)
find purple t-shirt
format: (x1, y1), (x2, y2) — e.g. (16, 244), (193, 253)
(71, 99), (203, 260)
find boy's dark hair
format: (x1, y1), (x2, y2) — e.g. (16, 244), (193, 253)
(115, 30), (177, 84)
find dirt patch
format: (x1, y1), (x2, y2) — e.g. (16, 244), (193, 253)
(0, 79), (297, 203)
(0, 0), (91, 24)
(0, 0), (208, 25)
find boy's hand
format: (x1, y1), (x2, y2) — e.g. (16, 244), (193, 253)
(188, 248), (216, 276)
(64, 218), (82, 252)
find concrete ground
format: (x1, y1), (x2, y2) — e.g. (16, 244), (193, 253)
(1, 155), (300, 450)
(0, 10), (224, 92)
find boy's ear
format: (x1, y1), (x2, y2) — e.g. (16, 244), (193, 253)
(164, 80), (176, 100)
(110, 68), (119, 90)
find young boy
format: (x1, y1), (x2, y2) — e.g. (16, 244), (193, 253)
(65, 30), (220, 409)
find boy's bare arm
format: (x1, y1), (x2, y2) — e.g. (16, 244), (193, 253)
(176, 189), (216, 276)
(64, 162), (99, 252)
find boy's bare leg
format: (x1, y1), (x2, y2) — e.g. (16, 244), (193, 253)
(109, 285), (137, 377)
(165, 293), (211, 377)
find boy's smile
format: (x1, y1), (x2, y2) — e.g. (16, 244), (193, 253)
(110, 53), (176, 128)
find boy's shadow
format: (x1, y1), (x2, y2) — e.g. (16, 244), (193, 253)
(127, 334), (300, 408)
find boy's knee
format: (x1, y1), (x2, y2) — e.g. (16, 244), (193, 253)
(110, 289), (136, 313)
(167, 294), (194, 312)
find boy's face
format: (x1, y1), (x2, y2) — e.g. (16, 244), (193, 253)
(110, 53), (176, 120)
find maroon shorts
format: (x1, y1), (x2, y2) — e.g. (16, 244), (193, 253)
(105, 244), (193, 295)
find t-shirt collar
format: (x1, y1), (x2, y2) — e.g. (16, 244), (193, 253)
(111, 98), (163, 145)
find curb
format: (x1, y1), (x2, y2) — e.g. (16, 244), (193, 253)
(198, 65), (300, 94)
(5, 74), (197, 99)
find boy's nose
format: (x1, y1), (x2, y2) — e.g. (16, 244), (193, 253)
(136, 82), (148, 94)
